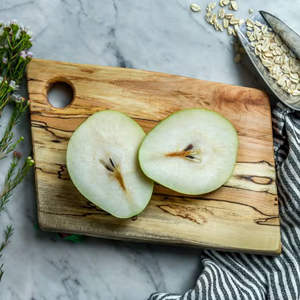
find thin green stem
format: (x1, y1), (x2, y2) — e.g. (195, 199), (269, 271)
(0, 20), (34, 281)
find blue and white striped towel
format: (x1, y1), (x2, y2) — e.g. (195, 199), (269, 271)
(149, 102), (300, 300)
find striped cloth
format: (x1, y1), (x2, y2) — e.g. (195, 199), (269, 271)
(149, 102), (300, 300)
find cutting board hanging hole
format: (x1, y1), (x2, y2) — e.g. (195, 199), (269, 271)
(47, 80), (74, 108)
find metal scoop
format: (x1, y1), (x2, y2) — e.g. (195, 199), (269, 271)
(237, 11), (300, 111)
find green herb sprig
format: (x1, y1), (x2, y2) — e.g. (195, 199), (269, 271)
(0, 19), (34, 280)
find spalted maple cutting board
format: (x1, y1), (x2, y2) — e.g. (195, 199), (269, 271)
(27, 59), (280, 255)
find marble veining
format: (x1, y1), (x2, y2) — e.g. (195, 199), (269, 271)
(0, 0), (300, 299)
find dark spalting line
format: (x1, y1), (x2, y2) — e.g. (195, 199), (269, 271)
(153, 193), (279, 219)
(36, 167), (70, 181)
(29, 92), (48, 95)
(235, 174), (274, 185)
(34, 142), (68, 152)
(32, 123), (71, 142)
(27, 77), (45, 82)
(32, 120), (74, 133)
(222, 183), (277, 196)
(81, 69), (94, 74)
(254, 216), (279, 226)
(236, 160), (275, 168)
(158, 204), (208, 225)
(158, 204), (279, 227)
(39, 210), (109, 218)
(31, 111), (90, 119)
(31, 110), (160, 124)
(58, 165), (68, 180)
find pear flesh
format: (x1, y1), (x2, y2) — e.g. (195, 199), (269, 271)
(138, 109), (239, 195)
(67, 110), (154, 218)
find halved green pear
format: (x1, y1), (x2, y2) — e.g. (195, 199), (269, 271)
(139, 108), (238, 195)
(67, 110), (154, 218)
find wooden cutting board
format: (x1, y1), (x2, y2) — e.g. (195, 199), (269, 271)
(27, 59), (280, 255)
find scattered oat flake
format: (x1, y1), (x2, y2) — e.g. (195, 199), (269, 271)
(239, 19), (245, 26)
(227, 26), (234, 35)
(190, 4), (201, 12)
(211, 14), (217, 24)
(255, 21), (262, 27)
(262, 41), (270, 52)
(230, 1), (238, 11)
(261, 25), (268, 34)
(218, 8), (226, 19)
(225, 14), (234, 20)
(249, 33), (256, 42)
(223, 18), (229, 28)
(292, 90), (300, 95)
(249, 9), (253, 13)
(211, 2), (217, 9)
(246, 21), (253, 28)
(235, 53), (241, 63)
(229, 18), (239, 25)
(264, 51), (273, 58)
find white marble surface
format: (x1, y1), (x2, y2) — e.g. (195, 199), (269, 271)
(1, 0), (300, 299)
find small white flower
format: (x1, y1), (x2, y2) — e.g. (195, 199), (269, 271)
(9, 80), (16, 90)
(26, 30), (33, 37)
(0, 28), (4, 36)
(19, 51), (26, 60)
(10, 93), (23, 103)
(10, 19), (18, 25)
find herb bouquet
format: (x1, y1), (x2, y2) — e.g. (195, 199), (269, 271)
(0, 20), (34, 280)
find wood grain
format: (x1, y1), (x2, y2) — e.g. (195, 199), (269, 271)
(27, 59), (280, 255)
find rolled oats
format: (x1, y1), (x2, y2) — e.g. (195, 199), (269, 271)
(190, 4), (201, 12)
